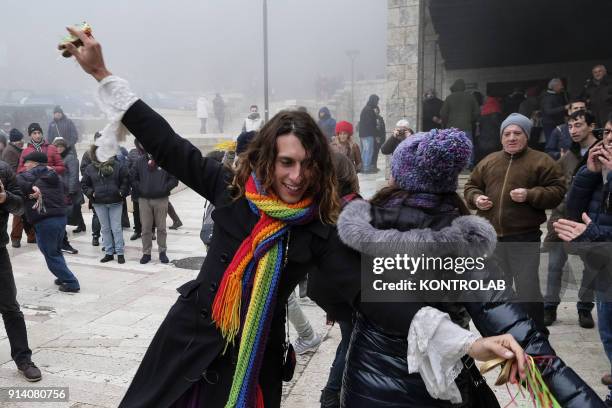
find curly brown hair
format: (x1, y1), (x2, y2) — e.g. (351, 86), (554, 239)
(232, 110), (340, 224)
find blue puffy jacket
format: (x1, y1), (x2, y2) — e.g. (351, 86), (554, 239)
(566, 165), (612, 241)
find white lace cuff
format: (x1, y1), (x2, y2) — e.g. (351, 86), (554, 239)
(94, 75), (139, 162)
(407, 306), (480, 404)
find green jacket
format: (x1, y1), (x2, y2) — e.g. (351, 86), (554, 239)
(440, 79), (480, 132)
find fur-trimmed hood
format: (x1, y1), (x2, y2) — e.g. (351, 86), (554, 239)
(337, 199), (497, 258)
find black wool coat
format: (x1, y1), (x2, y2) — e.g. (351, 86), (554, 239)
(118, 100), (360, 408)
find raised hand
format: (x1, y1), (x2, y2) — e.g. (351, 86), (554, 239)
(62, 26), (112, 81)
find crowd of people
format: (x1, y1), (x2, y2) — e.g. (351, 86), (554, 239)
(1, 24), (612, 408)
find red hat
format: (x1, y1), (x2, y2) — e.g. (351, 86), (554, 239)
(335, 121), (353, 136)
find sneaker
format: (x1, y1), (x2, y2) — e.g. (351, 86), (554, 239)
(100, 254), (114, 263)
(578, 309), (595, 329)
(26, 238), (36, 244)
(58, 284), (79, 293)
(543, 308), (556, 326)
(61, 244), (78, 254)
(320, 387), (340, 408)
(602, 374), (612, 386)
(11, 240), (20, 248)
(17, 362), (41, 382)
(92, 236), (100, 246)
(130, 232), (141, 241)
(117, 255), (125, 264)
(169, 221), (183, 230)
(140, 254), (151, 264)
(73, 226), (86, 233)
(54, 278), (62, 286)
(159, 252), (169, 264)
(294, 333), (322, 355)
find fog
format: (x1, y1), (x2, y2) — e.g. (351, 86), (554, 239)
(0, 0), (386, 101)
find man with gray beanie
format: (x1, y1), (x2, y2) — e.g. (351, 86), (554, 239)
(464, 112), (566, 332)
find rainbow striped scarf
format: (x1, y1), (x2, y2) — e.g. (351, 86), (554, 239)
(212, 174), (316, 407)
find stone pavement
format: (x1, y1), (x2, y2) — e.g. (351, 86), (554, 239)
(0, 166), (609, 407)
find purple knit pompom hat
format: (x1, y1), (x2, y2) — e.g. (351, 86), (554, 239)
(391, 128), (472, 193)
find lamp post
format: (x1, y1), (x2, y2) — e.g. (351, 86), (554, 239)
(346, 50), (360, 123)
(263, 0), (270, 122)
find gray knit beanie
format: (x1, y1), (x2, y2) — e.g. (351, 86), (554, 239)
(500, 113), (532, 137)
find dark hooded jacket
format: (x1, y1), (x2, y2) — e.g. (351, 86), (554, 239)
(16, 165), (66, 224)
(130, 155), (179, 199)
(0, 160), (24, 247)
(331, 197), (604, 407)
(117, 99), (363, 408)
(440, 79), (480, 132)
(317, 107), (336, 141)
(81, 147), (130, 204)
(359, 95), (379, 139)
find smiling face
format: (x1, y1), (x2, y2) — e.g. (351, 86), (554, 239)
(272, 133), (311, 204)
(501, 125), (528, 155)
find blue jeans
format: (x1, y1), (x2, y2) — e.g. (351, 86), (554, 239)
(598, 302), (612, 395)
(93, 202), (125, 255)
(544, 244), (595, 312)
(34, 216), (79, 290)
(360, 136), (375, 171)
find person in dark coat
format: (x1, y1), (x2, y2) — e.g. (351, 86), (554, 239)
(127, 140), (146, 240)
(64, 27), (604, 408)
(2, 129), (33, 248)
(475, 96), (503, 165)
(52, 137), (81, 254)
(421, 89), (443, 132)
(540, 78), (569, 144)
(358, 94), (380, 173)
(580, 64), (612, 127)
(317, 106), (336, 142)
(545, 98), (587, 160)
(334, 128), (604, 407)
(440, 79), (480, 167)
(0, 159), (43, 381)
(46, 106), (79, 151)
(554, 115), (612, 404)
(372, 106), (386, 170)
(131, 151), (178, 264)
(81, 146), (130, 264)
(212, 93), (225, 133)
(81, 132), (102, 246)
(17, 152), (80, 293)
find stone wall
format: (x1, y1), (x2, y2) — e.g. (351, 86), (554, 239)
(386, 0), (423, 132)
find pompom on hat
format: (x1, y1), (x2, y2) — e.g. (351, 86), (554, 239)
(391, 128), (472, 193)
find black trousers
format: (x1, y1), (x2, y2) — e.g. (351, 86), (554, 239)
(495, 230), (546, 334)
(0, 247), (32, 366)
(91, 207), (101, 238)
(132, 199), (142, 234)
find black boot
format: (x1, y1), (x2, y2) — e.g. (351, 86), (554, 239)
(543, 308), (556, 326)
